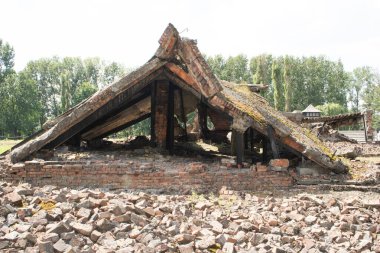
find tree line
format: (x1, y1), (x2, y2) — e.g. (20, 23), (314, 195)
(206, 54), (379, 128)
(0, 39), (379, 138)
(0, 39), (126, 137)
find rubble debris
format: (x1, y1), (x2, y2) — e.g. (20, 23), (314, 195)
(338, 146), (363, 159)
(0, 182), (378, 252)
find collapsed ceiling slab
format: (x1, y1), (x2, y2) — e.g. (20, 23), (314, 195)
(7, 24), (348, 173)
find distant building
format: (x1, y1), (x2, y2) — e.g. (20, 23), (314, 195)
(302, 104), (321, 118)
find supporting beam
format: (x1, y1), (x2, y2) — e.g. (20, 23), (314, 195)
(166, 82), (175, 154)
(150, 82), (157, 147)
(267, 125), (280, 159)
(198, 100), (208, 139)
(235, 130), (245, 167)
(244, 130), (249, 149)
(154, 80), (169, 148)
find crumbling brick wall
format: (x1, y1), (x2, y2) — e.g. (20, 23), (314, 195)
(0, 159), (293, 192)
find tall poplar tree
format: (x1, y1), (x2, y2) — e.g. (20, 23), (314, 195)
(283, 56), (292, 112)
(271, 60), (282, 110)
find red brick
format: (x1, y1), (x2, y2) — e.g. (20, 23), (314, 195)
(269, 159), (289, 168)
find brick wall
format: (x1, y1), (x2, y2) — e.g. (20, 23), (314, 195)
(0, 158), (294, 193)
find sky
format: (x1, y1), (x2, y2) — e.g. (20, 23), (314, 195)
(1, 0), (380, 72)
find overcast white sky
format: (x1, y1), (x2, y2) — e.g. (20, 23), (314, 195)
(1, 0), (380, 72)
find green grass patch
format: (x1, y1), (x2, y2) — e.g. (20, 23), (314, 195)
(0, 139), (22, 154)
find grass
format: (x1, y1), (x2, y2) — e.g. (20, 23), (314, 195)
(0, 139), (21, 154)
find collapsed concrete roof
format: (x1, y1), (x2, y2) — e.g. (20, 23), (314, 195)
(7, 24), (347, 173)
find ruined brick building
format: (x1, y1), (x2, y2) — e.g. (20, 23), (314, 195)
(0, 24), (349, 191)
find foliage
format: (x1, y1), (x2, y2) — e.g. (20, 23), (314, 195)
(0, 39), (15, 82)
(206, 54), (250, 83)
(73, 82), (98, 105)
(316, 103), (348, 116)
(0, 43), (126, 137)
(348, 66), (374, 112)
(283, 56), (292, 112)
(271, 60), (283, 110)
(0, 36), (379, 139)
(116, 118), (151, 138)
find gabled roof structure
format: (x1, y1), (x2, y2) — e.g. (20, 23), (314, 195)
(302, 104), (321, 113)
(7, 24), (347, 173)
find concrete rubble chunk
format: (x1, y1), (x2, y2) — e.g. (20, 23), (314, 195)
(53, 239), (70, 253)
(76, 207), (91, 219)
(38, 240), (54, 253)
(174, 233), (196, 244)
(194, 202), (209, 210)
(178, 243), (194, 253)
(195, 236), (216, 249)
(222, 242), (235, 253)
(41, 233), (59, 243)
(209, 220), (224, 233)
(46, 221), (71, 234)
(305, 215), (317, 225)
(3, 230), (19, 241)
(4, 191), (23, 206)
(90, 230), (102, 242)
(70, 222), (93, 236)
(363, 201), (380, 208)
(95, 218), (116, 232)
(131, 213), (148, 227)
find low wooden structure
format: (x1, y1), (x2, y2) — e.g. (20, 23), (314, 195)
(6, 24), (347, 173)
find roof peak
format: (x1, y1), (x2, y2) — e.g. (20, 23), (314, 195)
(302, 104), (321, 113)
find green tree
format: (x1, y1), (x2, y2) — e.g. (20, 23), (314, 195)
(206, 54), (225, 80)
(0, 39), (16, 136)
(73, 82), (98, 105)
(271, 60), (282, 110)
(0, 73), (40, 136)
(83, 58), (103, 87)
(22, 58), (62, 123)
(0, 39), (15, 82)
(60, 70), (73, 111)
(283, 56), (292, 112)
(103, 62), (125, 86)
(349, 66), (373, 112)
(250, 54), (273, 104)
(324, 60), (348, 106)
(361, 70), (380, 129)
(253, 57), (265, 84)
(222, 55), (250, 83)
(316, 103), (348, 116)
